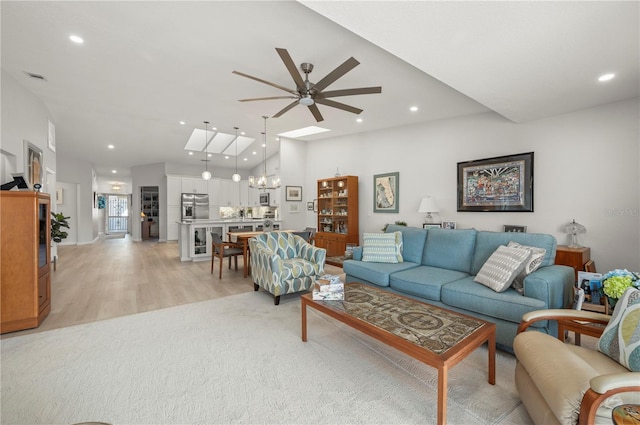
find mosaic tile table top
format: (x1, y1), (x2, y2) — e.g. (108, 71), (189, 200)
(324, 283), (486, 355)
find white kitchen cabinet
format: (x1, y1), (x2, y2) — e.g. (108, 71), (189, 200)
(182, 177), (208, 194)
(219, 179), (240, 206)
(207, 178), (221, 206)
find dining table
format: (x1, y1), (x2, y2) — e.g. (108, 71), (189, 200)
(228, 230), (294, 278)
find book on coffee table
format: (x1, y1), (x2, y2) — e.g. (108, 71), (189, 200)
(313, 275), (344, 300)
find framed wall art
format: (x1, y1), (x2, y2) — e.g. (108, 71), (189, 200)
(504, 225), (527, 233)
(373, 172), (399, 213)
(285, 186), (302, 201)
(25, 141), (43, 188)
(442, 221), (457, 230)
(307, 201), (314, 211)
(457, 152), (534, 212)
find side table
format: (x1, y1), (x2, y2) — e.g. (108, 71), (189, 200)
(555, 245), (590, 282)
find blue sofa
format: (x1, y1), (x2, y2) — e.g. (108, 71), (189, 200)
(343, 225), (575, 352)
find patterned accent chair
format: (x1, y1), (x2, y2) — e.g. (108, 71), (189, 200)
(249, 231), (326, 305)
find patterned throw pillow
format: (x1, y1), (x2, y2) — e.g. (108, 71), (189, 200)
(474, 245), (531, 292)
(362, 231), (403, 263)
(597, 287), (640, 371)
(507, 241), (546, 294)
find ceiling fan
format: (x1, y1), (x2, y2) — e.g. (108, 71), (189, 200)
(233, 48), (382, 122)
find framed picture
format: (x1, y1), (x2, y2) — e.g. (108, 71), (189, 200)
(56, 188), (64, 204)
(307, 201), (314, 211)
(285, 186), (302, 201)
(25, 141), (43, 188)
(289, 203), (300, 213)
(442, 221), (457, 230)
(503, 225), (527, 233)
(457, 152), (534, 212)
(373, 172), (399, 213)
(423, 223), (442, 229)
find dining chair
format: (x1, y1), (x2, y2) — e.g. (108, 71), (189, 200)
(210, 232), (244, 279)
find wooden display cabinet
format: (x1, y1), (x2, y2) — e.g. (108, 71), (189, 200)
(1, 192), (51, 333)
(315, 176), (358, 257)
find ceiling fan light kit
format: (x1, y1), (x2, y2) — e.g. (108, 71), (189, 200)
(233, 47), (381, 122)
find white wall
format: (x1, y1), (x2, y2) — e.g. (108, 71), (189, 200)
(303, 99), (640, 272)
(0, 70), (56, 196)
(278, 138), (307, 230)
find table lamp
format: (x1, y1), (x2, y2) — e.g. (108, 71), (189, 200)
(562, 219), (586, 248)
(418, 196), (439, 223)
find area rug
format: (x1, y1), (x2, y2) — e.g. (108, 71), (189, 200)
(1, 292), (530, 425)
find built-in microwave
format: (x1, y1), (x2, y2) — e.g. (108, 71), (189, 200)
(259, 192), (270, 206)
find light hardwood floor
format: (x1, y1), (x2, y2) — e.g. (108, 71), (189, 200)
(3, 234), (343, 339)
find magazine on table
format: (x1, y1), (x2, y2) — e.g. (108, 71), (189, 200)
(313, 274), (344, 300)
(576, 271), (604, 307)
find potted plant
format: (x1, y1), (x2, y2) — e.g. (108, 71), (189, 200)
(51, 212), (70, 243)
(382, 221), (407, 232)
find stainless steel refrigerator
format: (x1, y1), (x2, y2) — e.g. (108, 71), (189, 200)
(181, 193), (209, 220)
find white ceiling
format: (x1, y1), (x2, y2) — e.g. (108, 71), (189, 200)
(2, 1), (637, 180)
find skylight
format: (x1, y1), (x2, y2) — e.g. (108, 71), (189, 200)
(184, 129), (255, 155)
(278, 126), (330, 139)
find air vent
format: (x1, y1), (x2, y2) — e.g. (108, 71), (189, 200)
(23, 71), (47, 81)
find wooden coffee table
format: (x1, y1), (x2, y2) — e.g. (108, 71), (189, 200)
(301, 282), (496, 425)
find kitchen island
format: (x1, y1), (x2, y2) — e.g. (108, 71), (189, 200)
(177, 219), (281, 262)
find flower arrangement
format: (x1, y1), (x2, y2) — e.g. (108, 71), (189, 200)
(602, 269), (640, 300)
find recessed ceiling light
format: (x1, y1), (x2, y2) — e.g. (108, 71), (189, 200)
(180, 121), (185, 125)
(252, 151), (257, 155)
(598, 73), (615, 82)
(207, 153), (212, 157)
(261, 144), (266, 148)
(188, 151), (193, 155)
(107, 144), (114, 149)
(225, 156), (229, 159)
(243, 158), (248, 161)
(112, 170), (117, 174)
(356, 118), (363, 123)
(69, 35), (84, 44)
(240, 132), (245, 136)
(410, 106), (418, 112)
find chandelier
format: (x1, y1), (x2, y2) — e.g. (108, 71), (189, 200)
(249, 116), (281, 190)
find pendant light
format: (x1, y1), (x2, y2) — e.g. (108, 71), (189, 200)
(201, 121), (212, 181)
(231, 126), (241, 182)
(249, 116), (281, 190)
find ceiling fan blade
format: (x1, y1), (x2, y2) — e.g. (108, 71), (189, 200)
(314, 98), (363, 115)
(239, 96), (298, 102)
(312, 57), (360, 92)
(318, 87), (382, 98)
(272, 100), (299, 118)
(232, 70), (297, 95)
(275, 48), (305, 90)
(308, 104), (324, 122)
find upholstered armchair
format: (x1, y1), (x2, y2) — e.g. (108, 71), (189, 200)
(249, 231), (326, 305)
(514, 305), (640, 425)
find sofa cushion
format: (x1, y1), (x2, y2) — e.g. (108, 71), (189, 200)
(472, 231), (557, 276)
(442, 277), (547, 324)
(507, 241), (546, 294)
(385, 224), (428, 264)
(422, 228), (477, 274)
(343, 259), (419, 287)
(474, 245), (531, 292)
(362, 231), (403, 263)
(389, 266), (469, 302)
(598, 287), (640, 371)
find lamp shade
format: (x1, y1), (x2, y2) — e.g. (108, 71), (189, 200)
(418, 197), (439, 213)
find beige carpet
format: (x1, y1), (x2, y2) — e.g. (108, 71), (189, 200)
(1, 291), (533, 424)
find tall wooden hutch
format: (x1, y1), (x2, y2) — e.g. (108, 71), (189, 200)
(1, 192), (51, 333)
(315, 176), (358, 257)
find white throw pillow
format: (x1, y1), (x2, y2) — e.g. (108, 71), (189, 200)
(362, 231), (403, 263)
(507, 241), (546, 294)
(474, 245), (531, 292)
